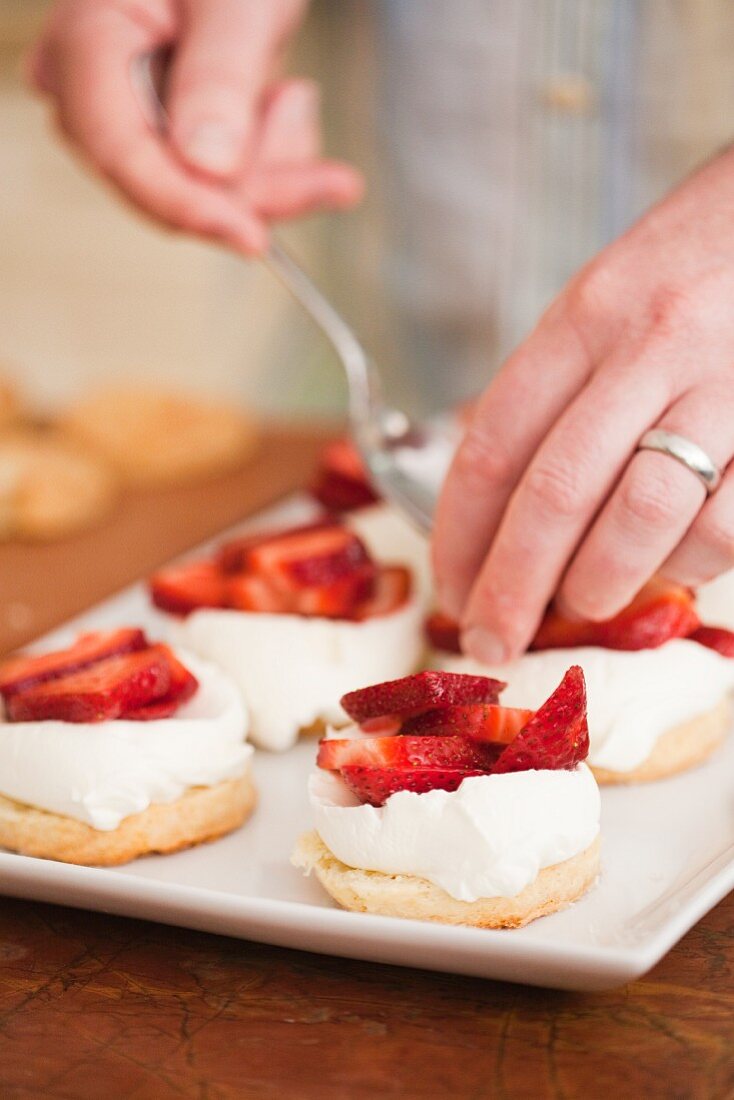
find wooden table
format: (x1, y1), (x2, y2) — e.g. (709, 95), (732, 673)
(1, 427), (733, 1099)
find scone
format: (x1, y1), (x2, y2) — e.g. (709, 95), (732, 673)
(428, 579), (734, 784)
(293, 667), (600, 927)
(150, 519), (425, 751)
(0, 428), (116, 541)
(0, 628), (254, 865)
(60, 385), (258, 488)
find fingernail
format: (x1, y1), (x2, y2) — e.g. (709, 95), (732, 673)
(183, 121), (241, 175)
(461, 627), (508, 666)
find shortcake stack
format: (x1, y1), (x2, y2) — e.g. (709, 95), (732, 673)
(428, 579), (734, 783)
(0, 629), (253, 865)
(294, 668), (600, 927)
(150, 519), (425, 751)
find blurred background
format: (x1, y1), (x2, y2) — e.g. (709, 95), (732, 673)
(0, 0), (384, 422)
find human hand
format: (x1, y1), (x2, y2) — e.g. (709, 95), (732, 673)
(28, 0), (363, 251)
(433, 148), (734, 664)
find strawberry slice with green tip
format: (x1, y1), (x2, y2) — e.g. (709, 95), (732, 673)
(531, 578), (699, 651)
(425, 611), (462, 653)
(6, 648), (172, 724)
(0, 628), (148, 698)
(318, 734), (503, 772)
(149, 560), (227, 616)
(339, 765), (484, 806)
(401, 703), (534, 743)
(689, 625), (734, 658)
(492, 666), (589, 774)
(341, 670), (505, 724)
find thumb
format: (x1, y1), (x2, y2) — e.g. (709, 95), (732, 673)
(167, 0), (300, 179)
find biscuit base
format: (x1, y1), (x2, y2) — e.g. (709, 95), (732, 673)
(0, 772), (256, 867)
(591, 700), (730, 785)
(292, 831), (600, 929)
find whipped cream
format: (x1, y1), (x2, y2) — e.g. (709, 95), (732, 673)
(0, 651), (251, 831)
(309, 763), (600, 902)
(174, 598), (425, 751)
(443, 639), (734, 772)
(348, 505), (433, 606)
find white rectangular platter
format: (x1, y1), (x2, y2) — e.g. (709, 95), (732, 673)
(1, 496), (733, 992)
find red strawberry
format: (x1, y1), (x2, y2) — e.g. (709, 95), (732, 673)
(341, 670), (505, 723)
(150, 560), (227, 616)
(350, 566), (412, 620)
(425, 612), (462, 654)
(291, 565), (377, 618)
(318, 734), (502, 772)
(217, 521), (336, 575)
(311, 438), (378, 512)
(226, 572), (288, 613)
(242, 523), (370, 590)
(121, 646), (198, 721)
(7, 649), (172, 724)
(492, 666), (589, 774)
(0, 628), (148, 698)
(401, 703), (534, 743)
(339, 765), (484, 806)
(531, 578), (699, 651)
(690, 625), (734, 658)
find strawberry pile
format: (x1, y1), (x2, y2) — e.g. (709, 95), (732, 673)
(425, 578), (734, 658)
(318, 668), (589, 806)
(150, 520), (411, 621)
(0, 629), (198, 723)
(311, 438), (379, 512)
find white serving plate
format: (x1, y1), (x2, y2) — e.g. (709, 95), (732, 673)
(1, 497), (733, 992)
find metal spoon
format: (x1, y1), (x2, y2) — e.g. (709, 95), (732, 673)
(133, 51), (458, 532)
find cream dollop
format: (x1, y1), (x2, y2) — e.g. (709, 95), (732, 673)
(443, 639), (734, 772)
(309, 764), (600, 902)
(0, 651), (251, 831)
(174, 597), (425, 752)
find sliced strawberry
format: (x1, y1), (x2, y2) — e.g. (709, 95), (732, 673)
(291, 564), (377, 618)
(425, 611), (462, 653)
(217, 521), (334, 574)
(311, 438), (378, 512)
(226, 572), (288, 613)
(341, 670), (506, 724)
(0, 629), (148, 698)
(401, 703), (534, 743)
(122, 647), (197, 720)
(122, 697), (181, 721)
(492, 666), (589, 774)
(531, 578), (699, 651)
(350, 565), (411, 621)
(690, 625), (734, 657)
(318, 734), (502, 772)
(241, 524), (371, 590)
(7, 649), (172, 724)
(150, 560), (227, 616)
(340, 765), (483, 806)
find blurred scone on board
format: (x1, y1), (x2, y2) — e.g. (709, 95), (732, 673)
(59, 385), (259, 488)
(0, 428), (116, 542)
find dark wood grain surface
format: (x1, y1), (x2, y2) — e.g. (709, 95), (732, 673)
(0, 426), (733, 1100)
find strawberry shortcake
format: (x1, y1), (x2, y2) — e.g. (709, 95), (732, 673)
(150, 520), (425, 751)
(428, 579), (734, 784)
(0, 629), (253, 865)
(293, 668), (600, 927)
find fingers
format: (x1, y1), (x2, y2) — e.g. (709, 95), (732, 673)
(432, 313), (593, 621)
(167, 0), (304, 179)
(47, 6), (267, 251)
(242, 79), (364, 220)
(660, 466), (734, 586)
(559, 383), (734, 617)
(460, 358), (672, 662)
